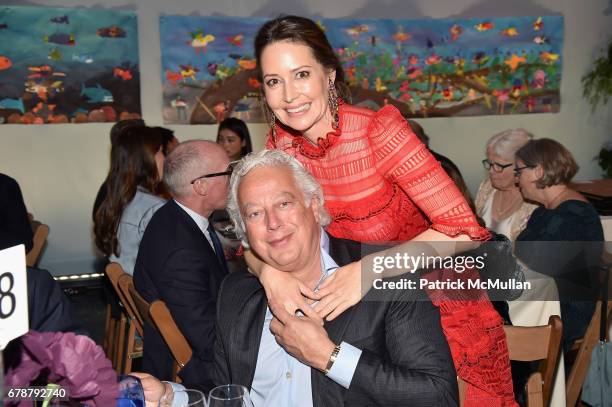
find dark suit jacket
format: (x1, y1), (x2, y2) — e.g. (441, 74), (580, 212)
(133, 200), (227, 386)
(0, 173), (33, 252)
(212, 236), (458, 406)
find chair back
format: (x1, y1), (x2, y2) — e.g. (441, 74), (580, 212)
(128, 283), (154, 330)
(118, 275), (144, 337)
(149, 300), (193, 371)
(26, 214), (49, 267)
(504, 315), (562, 407)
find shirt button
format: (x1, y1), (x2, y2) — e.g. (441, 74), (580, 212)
(286, 372), (292, 379)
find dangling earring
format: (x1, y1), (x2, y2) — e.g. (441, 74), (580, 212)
(328, 78), (339, 130)
(270, 113), (277, 138)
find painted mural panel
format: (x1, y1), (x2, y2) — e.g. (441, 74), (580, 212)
(0, 6), (140, 124)
(160, 15), (563, 124)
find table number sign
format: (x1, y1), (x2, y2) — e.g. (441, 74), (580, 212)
(0, 244), (28, 350)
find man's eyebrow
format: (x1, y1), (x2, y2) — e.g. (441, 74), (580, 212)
(240, 191), (298, 210)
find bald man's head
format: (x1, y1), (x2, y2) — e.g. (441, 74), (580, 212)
(163, 140), (229, 199)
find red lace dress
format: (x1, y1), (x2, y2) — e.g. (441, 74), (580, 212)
(267, 103), (517, 406)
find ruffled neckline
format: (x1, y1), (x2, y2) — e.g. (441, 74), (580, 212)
(275, 102), (344, 159)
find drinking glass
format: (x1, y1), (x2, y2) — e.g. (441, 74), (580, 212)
(116, 375), (145, 407)
(208, 385), (253, 407)
(160, 389), (207, 407)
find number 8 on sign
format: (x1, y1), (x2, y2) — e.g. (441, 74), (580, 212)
(0, 245), (28, 351)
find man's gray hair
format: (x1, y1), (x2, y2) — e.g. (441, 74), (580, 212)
(163, 140), (206, 198)
(486, 128), (534, 161)
(227, 149), (331, 246)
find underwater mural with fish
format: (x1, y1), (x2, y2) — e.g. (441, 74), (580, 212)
(0, 6), (140, 124)
(160, 14), (563, 124)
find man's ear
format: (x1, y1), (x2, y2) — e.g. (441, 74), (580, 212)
(310, 195), (322, 224)
(192, 179), (208, 197)
(534, 165), (544, 180)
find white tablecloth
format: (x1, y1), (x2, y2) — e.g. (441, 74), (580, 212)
(508, 268), (565, 407)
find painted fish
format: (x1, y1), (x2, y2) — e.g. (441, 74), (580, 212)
(179, 64), (199, 81)
(425, 54), (442, 65)
(113, 67), (132, 81)
(81, 84), (114, 103)
(237, 59), (256, 70)
(48, 48), (62, 61)
(0, 55), (12, 70)
(393, 28), (410, 42)
(25, 81), (50, 101)
(345, 24), (369, 36)
(0, 98), (24, 113)
(97, 26), (126, 38)
(533, 36), (548, 45)
(72, 53), (93, 63)
(50, 15), (69, 24)
(44, 32), (75, 46)
(408, 54), (419, 65)
(474, 22), (494, 32)
(227, 34), (243, 46)
(248, 77), (260, 88)
(190, 30), (215, 54)
(165, 69), (182, 84)
(501, 27), (519, 37)
(539, 51), (559, 63)
(450, 24), (463, 41)
(533, 17), (543, 31)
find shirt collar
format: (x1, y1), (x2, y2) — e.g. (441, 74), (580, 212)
(174, 199), (210, 234)
(316, 228), (339, 291)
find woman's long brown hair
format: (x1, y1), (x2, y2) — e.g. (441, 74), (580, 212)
(94, 126), (164, 257)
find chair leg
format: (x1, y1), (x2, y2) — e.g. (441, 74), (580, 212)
(123, 321), (136, 374)
(114, 313), (127, 374)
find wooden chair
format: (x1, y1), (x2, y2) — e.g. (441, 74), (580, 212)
(566, 301), (612, 406)
(26, 214), (49, 267)
(105, 263), (141, 374)
(458, 315), (562, 407)
(148, 299), (193, 382)
(117, 274), (145, 373)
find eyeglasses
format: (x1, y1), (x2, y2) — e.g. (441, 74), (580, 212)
(482, 159), (513, 173)
(190, 162), (237, 184)
(513, 165), (534, 177)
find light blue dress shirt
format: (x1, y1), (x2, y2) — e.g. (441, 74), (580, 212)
(170, 229), (362, 407)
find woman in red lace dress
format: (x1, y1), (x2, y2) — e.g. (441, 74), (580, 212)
(248, 15), (517, 406)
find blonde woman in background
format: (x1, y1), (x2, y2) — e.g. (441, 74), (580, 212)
(475, 129), (537, 241)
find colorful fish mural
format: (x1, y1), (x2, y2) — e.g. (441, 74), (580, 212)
(160, 15), (563, 124)
(0, 5), (140, 124)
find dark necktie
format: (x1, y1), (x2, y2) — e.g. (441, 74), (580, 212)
(207, 223), (229, 274)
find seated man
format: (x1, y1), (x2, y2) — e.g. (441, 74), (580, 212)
(138, 150), (457, 406)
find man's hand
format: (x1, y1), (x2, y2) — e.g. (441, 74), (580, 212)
(269, 302), (335, 372)
(128, 372), (172, 407)
(261, 263), (323, 322)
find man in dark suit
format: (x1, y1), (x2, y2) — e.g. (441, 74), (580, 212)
(136, 149), (457, 406)
(133, 140), (230, 387)
(0, 173), (33, 252)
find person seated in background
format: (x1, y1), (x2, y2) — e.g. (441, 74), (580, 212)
(93, 126), (167, 275)
(135, 149), (458, 407)
(92, 119), (145, 221)
(0, 172), (33, 252)
(216, 117), (253, 162)
(406, 120), (477, 214)
(133, 141), (229, 386)
(475, 129), (537, 241)
(514, 138), (604, 352)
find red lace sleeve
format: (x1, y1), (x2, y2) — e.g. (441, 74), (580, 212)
(369, 105), (489, 241)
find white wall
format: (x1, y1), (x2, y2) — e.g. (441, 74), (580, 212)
(1, 0), (610, 275)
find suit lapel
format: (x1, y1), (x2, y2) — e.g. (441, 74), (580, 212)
(228, 283), (268, 388)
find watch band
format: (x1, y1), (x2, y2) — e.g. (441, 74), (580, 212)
(323, 343), (341, 375)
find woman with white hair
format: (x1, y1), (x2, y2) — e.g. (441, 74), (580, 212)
(475, 129), (537, 241)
